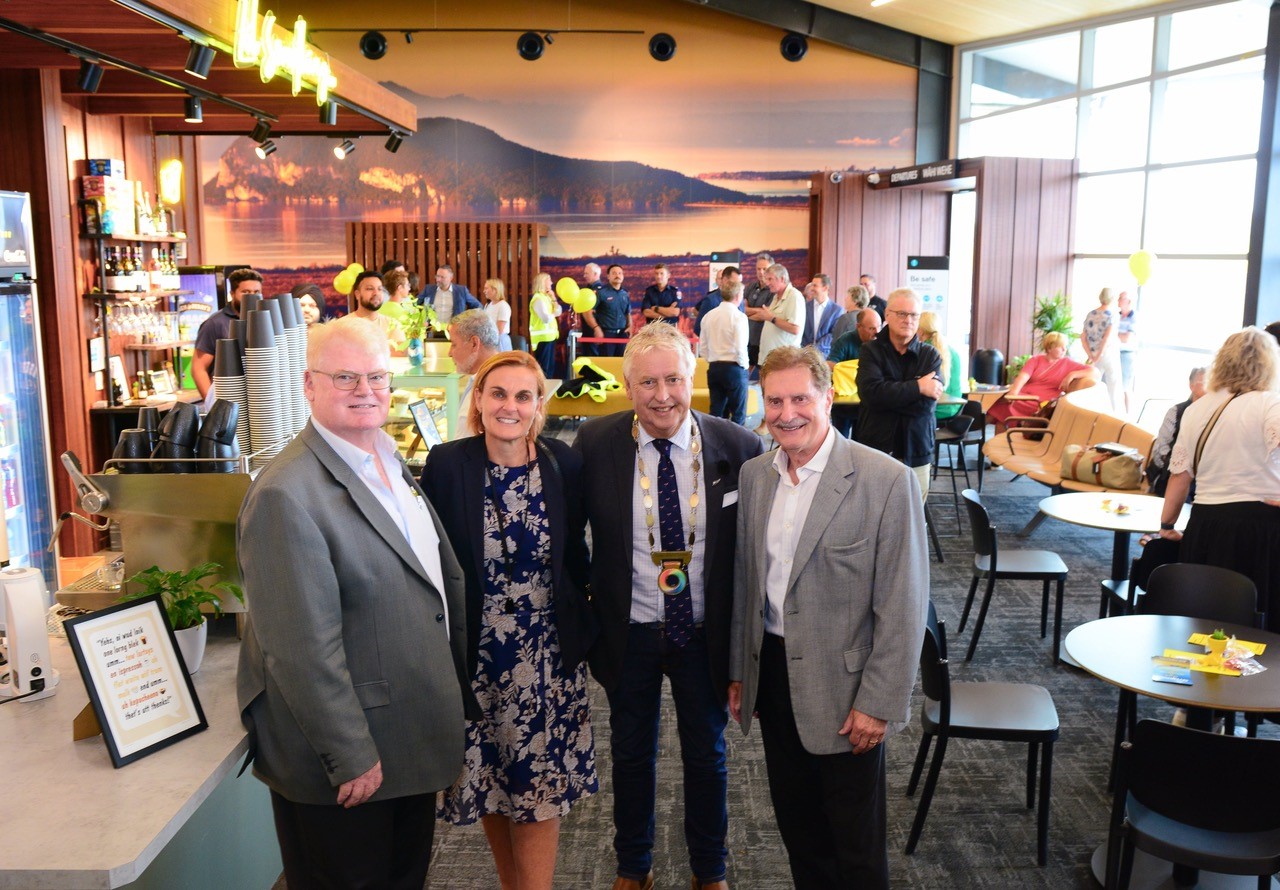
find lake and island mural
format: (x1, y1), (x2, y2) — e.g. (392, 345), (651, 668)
(196, 0), (919, 322)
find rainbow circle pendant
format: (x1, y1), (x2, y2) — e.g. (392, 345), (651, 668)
(652, 550), (693, 597)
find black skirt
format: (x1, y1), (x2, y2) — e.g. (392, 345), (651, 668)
(1180, 501), (1280, 632)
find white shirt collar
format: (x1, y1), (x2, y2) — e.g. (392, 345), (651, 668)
(635, 410), (694, 451)
(312, 418), (403, 478)
(771, 424), (837, 482)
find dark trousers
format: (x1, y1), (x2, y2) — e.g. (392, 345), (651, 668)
(270, 790), (436, 890)
(707, 361), (748, 425)
(832, 405), (859, 439)
(606, 623), (729, 882)
(598, 329), (628, 358)
(756, 634), (889, 890)
(533, 339), (556, 379)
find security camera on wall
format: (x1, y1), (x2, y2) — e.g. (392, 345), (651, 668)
(829, 171), (844, 184)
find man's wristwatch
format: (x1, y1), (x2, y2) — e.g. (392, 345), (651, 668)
(1160, 522), (1175, 531)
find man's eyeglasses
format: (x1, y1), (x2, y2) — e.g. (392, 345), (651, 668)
(888, 310), (921, 321)
(310, 369), (394, 390)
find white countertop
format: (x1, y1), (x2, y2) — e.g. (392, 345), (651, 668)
(0, 632), (247, 889)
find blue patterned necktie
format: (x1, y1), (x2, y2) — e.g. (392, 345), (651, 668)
(653, 438), (694, 647)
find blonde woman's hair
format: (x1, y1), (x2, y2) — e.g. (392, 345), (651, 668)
(468, 350), (548, 440)
(485, 278), (507, 303)
(918, 311), (950, 385)
(1041, 331), (1069, 353)
(532, 272), (551, 295)
(1098, 287), (1114, 306)
(1208, 327), (1280, 395)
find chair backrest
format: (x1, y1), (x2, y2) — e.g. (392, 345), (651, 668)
(1140, 563), (1261, 627)
(918, 613), (952, 726)
(1120, 719), (1280, 832)
(961, 488), (997, 559)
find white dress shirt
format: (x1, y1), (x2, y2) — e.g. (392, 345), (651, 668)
(763, 425), (837, 635)
(312, 419), (450, 633)
(630, 413), (709, 624)
(699, 300), (749, 368)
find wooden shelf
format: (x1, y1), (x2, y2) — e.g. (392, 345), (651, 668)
(82, 233), (187, 243)
(122, 342), (194, 352)
(83, 290), (194, 300)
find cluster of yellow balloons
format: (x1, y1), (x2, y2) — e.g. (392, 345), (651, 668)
(333, 262), (365, 295)
(555, 276), (598, 313)
(1128, 250), (1156, 287)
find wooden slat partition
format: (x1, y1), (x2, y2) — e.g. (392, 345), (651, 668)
(809, 156), (1077, 370)
(347, 221), (548, 339)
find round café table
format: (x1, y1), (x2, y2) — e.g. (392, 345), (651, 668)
(1039, 491), (1190, 588)
(1066, 614), (1280, 888)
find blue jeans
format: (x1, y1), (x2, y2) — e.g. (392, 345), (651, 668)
(606, 623), (729, 882)
(707, 362), (748, 425)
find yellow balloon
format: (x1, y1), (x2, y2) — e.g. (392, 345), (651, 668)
(573, 288), (598, 314)
(555, 276), (579, 302)
(1128, 250), (1156, 286)
(346, 262), (364, 275)
(334, 270), (356, 295)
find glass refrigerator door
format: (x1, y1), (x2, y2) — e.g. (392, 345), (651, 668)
(0, 280), (57, 588)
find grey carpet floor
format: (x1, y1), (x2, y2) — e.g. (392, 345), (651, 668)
(284, 420), (1280, 888)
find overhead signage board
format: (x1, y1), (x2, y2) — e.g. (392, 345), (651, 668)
(873, 160), (960, 189)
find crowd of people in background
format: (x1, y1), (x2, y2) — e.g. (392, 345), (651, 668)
(207, 244), (1280, 890)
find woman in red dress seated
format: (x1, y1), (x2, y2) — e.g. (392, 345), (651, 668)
(987, 331), (1095, 428)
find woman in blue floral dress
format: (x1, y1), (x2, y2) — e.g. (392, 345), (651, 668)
(422, 350), (598, 890)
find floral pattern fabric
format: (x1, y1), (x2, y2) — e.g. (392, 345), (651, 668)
(439, 462), (598, 825)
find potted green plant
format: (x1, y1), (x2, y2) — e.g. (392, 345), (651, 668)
(400, 301), (428, 366)
(1031, 291), (1077, 351)
(118, 562), (243, 673)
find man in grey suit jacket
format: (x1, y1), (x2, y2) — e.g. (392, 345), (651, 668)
(237, 315), (476, 888)
(729, 345), (928, 889)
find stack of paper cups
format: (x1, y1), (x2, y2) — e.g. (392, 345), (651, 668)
(212, 338), (250, 458)
(244, 309), (285, 470)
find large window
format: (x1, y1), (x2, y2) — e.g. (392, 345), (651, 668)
(958, 0), (1268, 406)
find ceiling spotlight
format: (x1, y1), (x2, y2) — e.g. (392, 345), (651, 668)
(780, 32), (809, 62)
(184, 42), (216, 79)
(385, 132), (404, 153)
(320, 99), (338, 126)
(867, 172), (882, 185)
(544, 32), (555, 45)
(334, 139), (357, 160)
(250, 119), (271, 143)
(184, 95), (203, 124)
(649, 33), (676, 62)
(517, 31), (545, 61)
(405, 32), (414, 44)
(359, 30), (387, 60)
(255, 140), (278, 159)
(77, 58), (104, 93)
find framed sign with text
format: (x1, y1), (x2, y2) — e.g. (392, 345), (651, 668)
(64, 596), (207, 768)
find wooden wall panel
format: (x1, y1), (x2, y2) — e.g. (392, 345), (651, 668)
(1008, 159), (1043, 353)
(347, 222), (547, 339)
(1034, 159), (1077, 303)
(973, 158), (1018, 356)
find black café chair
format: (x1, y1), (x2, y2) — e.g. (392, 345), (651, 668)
(958, 489), (1069, 662)
(1106, 719), (1280, 890)
(932, 414), (974, 527)
(934, 399), (986, 492)
(1109, 563), (1262, 788)
(906, 603), (1060, 866)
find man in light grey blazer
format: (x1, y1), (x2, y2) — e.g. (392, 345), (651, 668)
(729, 345), (928, 889)
(237, 315), (477, 888)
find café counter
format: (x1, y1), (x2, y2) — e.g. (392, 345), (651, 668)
(0, 630), (280, 889)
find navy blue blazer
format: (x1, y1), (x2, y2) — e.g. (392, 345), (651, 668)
(421, 435), (596, 677)
(417, 284), (482, 318)
(573, 410), (765, 702)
